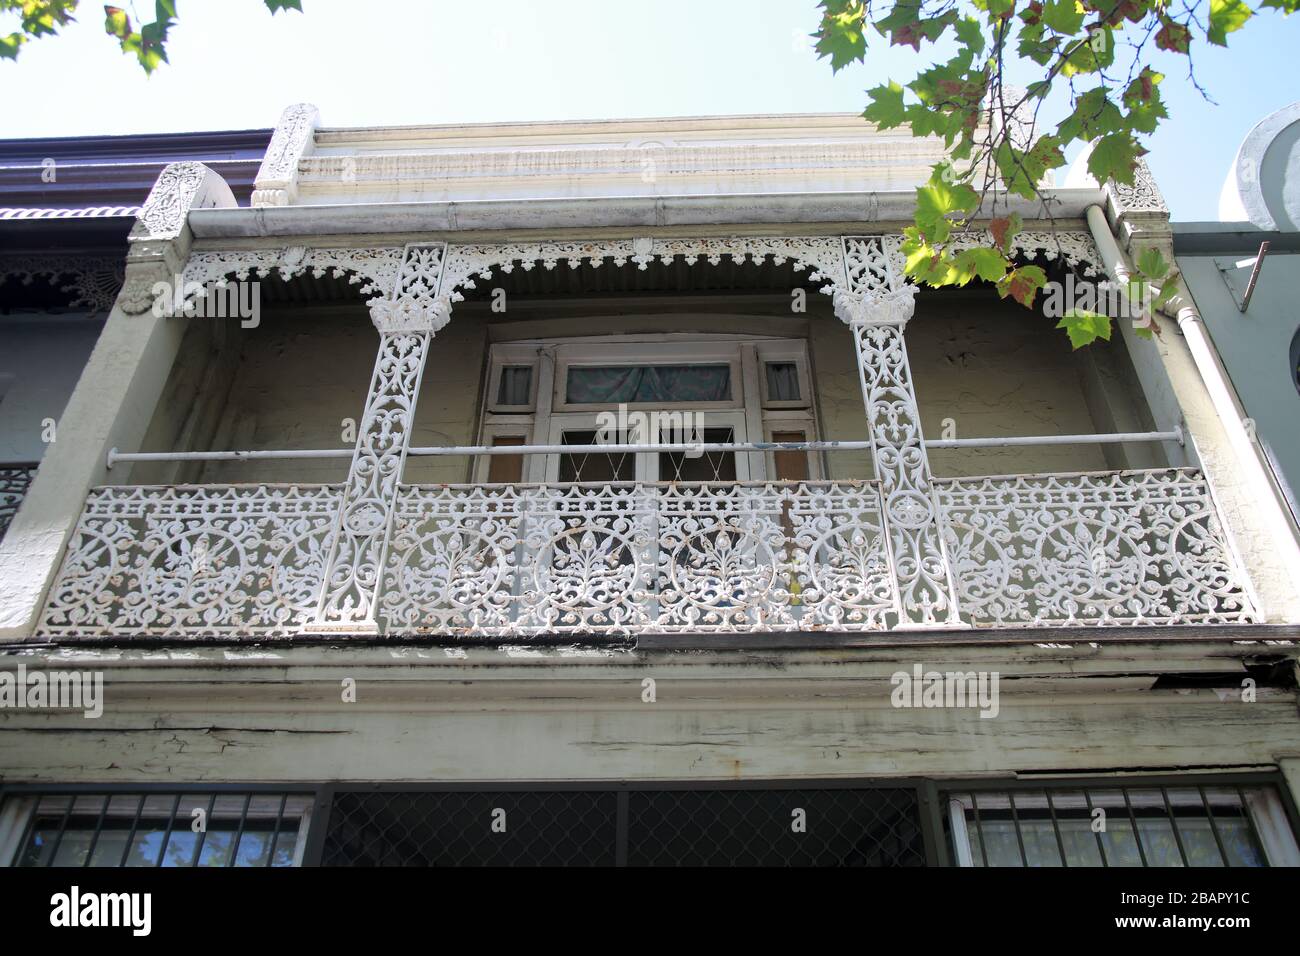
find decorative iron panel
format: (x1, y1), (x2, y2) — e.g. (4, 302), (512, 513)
(935, 468), (1257, 627)
(38, 484), (341, 636)
(379, 480), (895, 635)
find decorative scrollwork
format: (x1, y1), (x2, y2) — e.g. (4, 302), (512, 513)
(432, 236), (847, 324)
(38, 484), (341, 636)
(0, 256), (125, 314)
(935, 468), (1257, 626)
(380, 481), (895, 636)
(180, 245), (405, 309)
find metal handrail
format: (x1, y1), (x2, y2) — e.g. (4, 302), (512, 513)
(105, 427), (1184, 468)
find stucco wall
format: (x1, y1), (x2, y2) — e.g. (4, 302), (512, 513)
(812, 289), (1161, 480)
(129, 307), (374, 486)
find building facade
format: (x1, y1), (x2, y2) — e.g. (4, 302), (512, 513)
(1, 105), (1299, 867)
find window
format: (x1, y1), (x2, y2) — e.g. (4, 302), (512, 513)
(764, 362), (801, 402)
(948, 784), (1300, 867)
(0, 791), (313, 867)
(476, 337), (822, 484)
(566, 364), (731, 404)
(496, 365), (534, 407)
(486, 353), (539, 412)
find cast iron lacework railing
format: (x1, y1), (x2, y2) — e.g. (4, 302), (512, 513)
(934, 468), (1256, 627)
(0, 465), (36, 543)
(37, 467), (1255, 637)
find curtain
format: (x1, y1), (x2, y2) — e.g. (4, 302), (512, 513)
(765, 362), (801, 402)
(566, 364), (730, 404)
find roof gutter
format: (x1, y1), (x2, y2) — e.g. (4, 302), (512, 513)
(188, 188), (1106, 239)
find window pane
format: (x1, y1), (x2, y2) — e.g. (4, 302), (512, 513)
(765, 362), (801, 402)
(566, 365), (730, 404)
(496, 366), (533, 406)
(661, 427), (736, 482)
(558, 430), (635, 483)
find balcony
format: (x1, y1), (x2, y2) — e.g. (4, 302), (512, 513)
(36, 467), (1254, 638)
(13, 230), (1272, 642)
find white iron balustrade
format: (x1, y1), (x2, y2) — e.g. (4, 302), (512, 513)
(40, 484), (340, 635)
(36, 469), (1254, 636)
(935, 468), (1256, 627)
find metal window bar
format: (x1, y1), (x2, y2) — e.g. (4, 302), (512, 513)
(1043, 789), (1069, 867)
(190, 793), (217, 867)
(265, 793), (289, 868)
(120, 794), (147, 867)
(1199, 786), (1231, 866)
(155, 793), (183, 866)
(82, 794), (112, 868)
(227, 793), (252, 869)
(1006, 791), (1030, 867)
(1159, 787), (1191, 867)
(969, 791), (990, 868)
(1120, 787), (1150, 867)
(1083, 789), (1109, 867)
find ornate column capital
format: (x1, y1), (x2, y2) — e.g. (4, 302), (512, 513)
(367, 298), (447, 335)
(253, 103), (320, 207)
(834, 286), (917, 327)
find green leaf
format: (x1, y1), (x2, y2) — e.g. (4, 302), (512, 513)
(1042, 0), (1084, 35)
(953, 15), (985, 52)
(952, 246), (1010, 284)
(1208, 0), (1253, 45)
(1259, 0), (1300, 12)
(863, 81), (907, 128)
(814, 0), (869, 71)
(1136, 246), (1169, 281)
(1087, 132), (1141, 185)
(265, 0), (304, 11)
(1057, 310), (1113, 348)
(915, 169), (978, 242)
(1153, 274), (1181, 309)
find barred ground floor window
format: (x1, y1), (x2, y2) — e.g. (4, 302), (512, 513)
(2, 775), (1295, 867)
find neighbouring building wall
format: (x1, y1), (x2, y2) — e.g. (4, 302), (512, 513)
(1178, 246), (1300, 524)
(0, 314), (106, 464)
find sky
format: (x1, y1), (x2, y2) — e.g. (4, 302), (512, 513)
(2, 0), (1297, 221)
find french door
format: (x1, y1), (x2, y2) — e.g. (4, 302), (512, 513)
(542, 410), (755, 483)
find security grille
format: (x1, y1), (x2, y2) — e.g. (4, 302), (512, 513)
(626, 788), (924, 866)
(320, 786), (926, 867)
(322, 790), (619, 866)
(0, 791), (312, 867)
(946, 784), (1298, 867)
